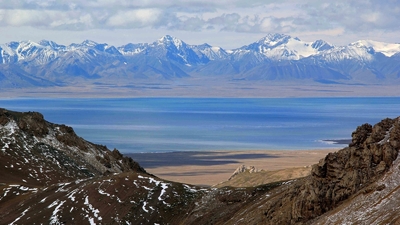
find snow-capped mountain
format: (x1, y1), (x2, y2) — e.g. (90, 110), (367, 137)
(118, 43), (149, 56)
(146, 35), (209, 66)
(350, 40), (400, 57)
(191, 43), (229, 61)
(0, 40), (63, 65)
(232, 33), (334, 60)
(1, 33), (400, 88)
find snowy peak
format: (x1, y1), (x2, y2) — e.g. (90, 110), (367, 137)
(150, 35), (210, 65)
(191, 43), (229, 60)
(117, 43), (148, 56)
(68, 40), (100, 50)
(38, 40), (66, 50)
(316, 40), (398, 63)
(81, 39), (99, 47)
(2, 34), (400, 86)
(311, 40), (334, 51)
(156, 35), (186, 49)
(0, 40), (62, 64)
(240, 33), (329, 60)
(257, 33), (292, 48)
(350, 40), (400, 57)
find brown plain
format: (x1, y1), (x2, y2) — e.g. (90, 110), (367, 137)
(140, 149), (339, 186)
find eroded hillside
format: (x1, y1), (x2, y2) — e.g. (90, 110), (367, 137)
(1, 108), (400, 224)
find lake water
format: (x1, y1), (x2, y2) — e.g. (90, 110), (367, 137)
(1, 97), (399, 153)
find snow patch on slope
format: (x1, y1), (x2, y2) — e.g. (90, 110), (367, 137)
(351, 40), (400, 57)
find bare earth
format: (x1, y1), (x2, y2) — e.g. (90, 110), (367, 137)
(2, 82), (400, 98)
(127, 149), (339, 186)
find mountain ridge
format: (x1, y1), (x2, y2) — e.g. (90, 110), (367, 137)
(1, 33), (400, 89)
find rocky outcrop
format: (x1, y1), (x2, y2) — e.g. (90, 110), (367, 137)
(0, 108), (205, 225)
(228, 165), (262, 180)
(0, 108), (146, 185)
(2, 109), (400, 225)
(224, 117), (400, 224)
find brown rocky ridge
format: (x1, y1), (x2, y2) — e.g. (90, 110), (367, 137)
(1, 108), (400, 224)
(215, 165), (311, 188)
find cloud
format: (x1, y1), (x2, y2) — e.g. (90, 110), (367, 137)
(106, 9), (162, 28)
(0, 0), (399, 39)
(299, 1), (400, 33)
(0, 9), (93, 30)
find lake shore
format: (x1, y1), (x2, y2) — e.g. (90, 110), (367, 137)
(126, 148), (340, 186)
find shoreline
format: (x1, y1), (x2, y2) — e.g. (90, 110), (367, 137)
(126, 148), (340, 186)
(1, 83), (400, 98)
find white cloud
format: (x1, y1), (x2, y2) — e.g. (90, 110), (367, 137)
(0, 9), (93, 29)
(106, 9), (161, 28)
(0, 0), (399, 47)
(1, 0), (398, 34)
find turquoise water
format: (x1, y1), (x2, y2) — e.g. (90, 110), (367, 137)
(1, 97), (399, 153)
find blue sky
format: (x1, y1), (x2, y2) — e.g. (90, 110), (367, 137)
(0, 0), (399, 49)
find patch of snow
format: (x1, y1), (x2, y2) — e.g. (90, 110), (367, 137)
(142, 202), (149, 213)
(351, 40), (400, 57)
(2, 121), (19, 135)
(183, 184), (198, 193)
(378, 125), (394, 145)
(142, 186), (152, 191)
(88, 217), (96, 225)
(56, 182), (71, 192)
(84, 196), (102, 221)
(9, 207), (30, 225)
(67, 189), (78, 202)
(48, 200), (60, 209)
(49, 200), (66, 225)
(281, 180), (294, 185)
(116, 197), (123, 203)
(158, 183), (169, 201)
(98, 188), (111, 197)
(0, 187), (11, 201)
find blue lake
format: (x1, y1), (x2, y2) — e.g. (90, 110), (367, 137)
(1, 97), (399, 153)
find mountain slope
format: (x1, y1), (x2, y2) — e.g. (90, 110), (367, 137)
(0, 109), (204, 224)
(221, 117), (400, 224)
(231, 33), (334, 61)
(0, 109), (146, 185)
(0, 108), (269, 224)
(1, 113), (400, 223)
(1, 34), (400, 88)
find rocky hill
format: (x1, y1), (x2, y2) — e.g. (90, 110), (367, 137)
(214, 165), (311, 188)
(1, 108), (400, 224)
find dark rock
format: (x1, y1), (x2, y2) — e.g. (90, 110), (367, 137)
(2, 108), (400, 225)
(260, 117), (400, 224)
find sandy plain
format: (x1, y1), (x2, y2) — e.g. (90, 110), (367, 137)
(127, 148), (340, 186)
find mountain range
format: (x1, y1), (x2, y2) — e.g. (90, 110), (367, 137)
(1, 108), (400, 224)
(1, 33), (400, 89)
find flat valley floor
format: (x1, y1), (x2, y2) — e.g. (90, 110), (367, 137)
(127, 149), (338, 186)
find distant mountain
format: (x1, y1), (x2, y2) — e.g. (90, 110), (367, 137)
(231, 33), (334, 61)
(1, 33), (400, 88)
(1, 108), (400, 224)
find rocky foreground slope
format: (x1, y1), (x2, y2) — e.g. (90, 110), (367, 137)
(1, 108), (400, 224)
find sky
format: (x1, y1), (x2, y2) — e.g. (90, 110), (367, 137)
(0, 0), (399, 49)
